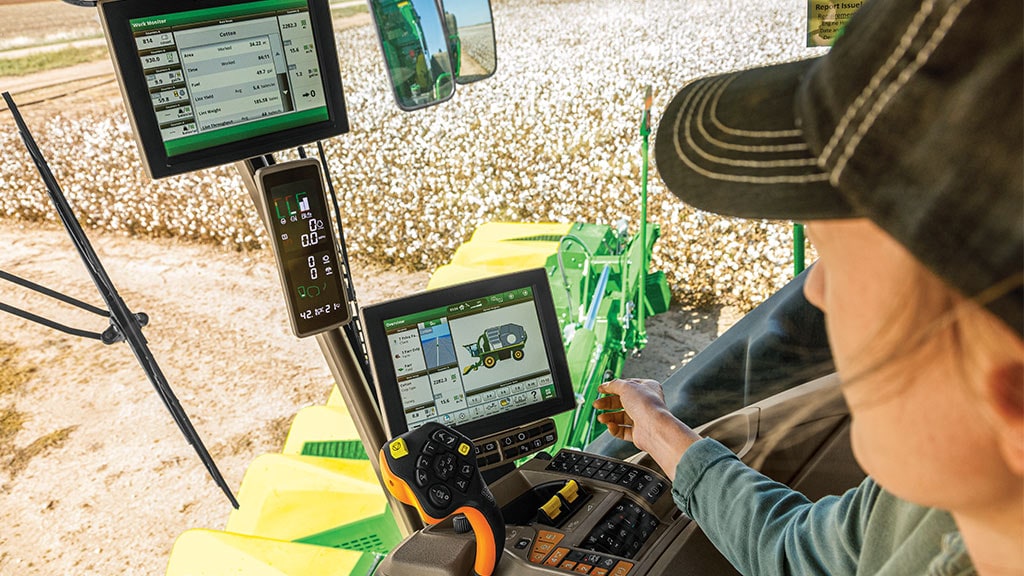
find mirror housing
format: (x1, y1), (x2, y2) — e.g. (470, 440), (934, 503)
(369, 0), (496, 110)
(369, 0), (457, 111)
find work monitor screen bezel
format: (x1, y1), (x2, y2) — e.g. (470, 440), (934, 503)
(98, 0), (349, 179)
(362, 268), (576, 441)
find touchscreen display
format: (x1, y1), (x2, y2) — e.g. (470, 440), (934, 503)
(381, 286), (557, 431)
(127, 0), (330, 158)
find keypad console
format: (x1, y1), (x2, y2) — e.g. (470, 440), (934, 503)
(546, 450), (668, 504)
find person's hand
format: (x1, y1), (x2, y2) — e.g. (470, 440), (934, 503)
(593, 378), (701, 480)
(593, 378), (668, 451)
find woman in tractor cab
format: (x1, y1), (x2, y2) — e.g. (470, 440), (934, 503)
(594, 0), (1023, 574)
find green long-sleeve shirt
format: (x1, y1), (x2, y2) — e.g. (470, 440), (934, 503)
(671, 438), (975, 575)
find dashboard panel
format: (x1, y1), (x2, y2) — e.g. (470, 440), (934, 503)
(375, 374), (864, 576)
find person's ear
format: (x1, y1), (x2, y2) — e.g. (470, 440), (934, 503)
(986, 360), (1024, 476)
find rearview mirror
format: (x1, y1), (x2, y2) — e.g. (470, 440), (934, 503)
(441, 0), (497, 84)
(369, 0), (457, 110)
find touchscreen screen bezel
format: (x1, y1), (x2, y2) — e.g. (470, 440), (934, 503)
(362, 268), (575, 441)
(98, 0), (348, 179)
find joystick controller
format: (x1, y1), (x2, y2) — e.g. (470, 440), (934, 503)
(379, 422), (506, 576)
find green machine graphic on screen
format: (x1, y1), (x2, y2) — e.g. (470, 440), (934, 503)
(462, 324), (527, 375)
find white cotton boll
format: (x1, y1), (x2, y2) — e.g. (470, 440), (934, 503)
(0, 0), (822, 309)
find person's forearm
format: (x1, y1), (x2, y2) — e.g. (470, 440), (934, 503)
(643, 409), (701, 481)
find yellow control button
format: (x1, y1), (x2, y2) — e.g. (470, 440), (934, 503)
(458, 442), (471, 456)
(540, 496), (562, 520)
(558, 480), (580, 504)
(389, 438), (409, 459)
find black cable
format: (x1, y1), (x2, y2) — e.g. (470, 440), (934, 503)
(0, 302), (103, 341)
(316, 142), (356, 304)
(60, 0), (97, 6)
(316, 140), (374, 390)
(0, 269), (107, 316)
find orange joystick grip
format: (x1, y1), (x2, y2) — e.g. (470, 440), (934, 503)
(380, 422), (505, 576)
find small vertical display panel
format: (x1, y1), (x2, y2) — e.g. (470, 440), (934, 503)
(256, 159), (350, 337)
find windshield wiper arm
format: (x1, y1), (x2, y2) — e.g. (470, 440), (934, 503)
(2, 91), (239, 509)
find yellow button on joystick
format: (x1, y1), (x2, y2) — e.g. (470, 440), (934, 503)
(458, 442), (472, 456)
(389, 438), (409, 459)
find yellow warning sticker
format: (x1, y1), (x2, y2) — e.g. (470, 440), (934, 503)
(808, 1), (865, 46)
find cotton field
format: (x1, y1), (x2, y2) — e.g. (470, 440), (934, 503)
(0, 0), (827, 310)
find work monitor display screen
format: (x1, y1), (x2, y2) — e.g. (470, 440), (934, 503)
(99, 0), (348, 178)
(363, 269), (575, 441)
